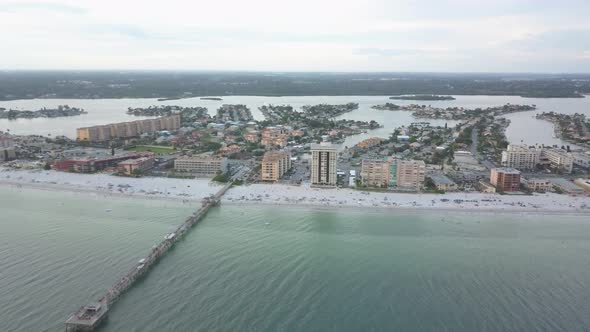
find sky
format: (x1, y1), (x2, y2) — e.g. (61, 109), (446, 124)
(0, 0), (589, 72)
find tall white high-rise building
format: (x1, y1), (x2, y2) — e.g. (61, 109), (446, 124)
(311, 143), (337, 186)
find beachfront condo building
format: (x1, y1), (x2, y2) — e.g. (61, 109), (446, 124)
(361, 159), (391, 188)
(501, 144), (575, 174)
(501, 144), (541, 171)
(261, 150), (292, 182)
(174, 155), (228, 176)
(76, 115), (180, 142)
(490, 167), (521, 192)
(541, 149), (574, 173)
(311, 143), (337, 186)
(396, 160), (426, 190)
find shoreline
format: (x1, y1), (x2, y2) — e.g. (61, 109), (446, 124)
(2, 170), (589, 215)
(221, 200), (590, 216)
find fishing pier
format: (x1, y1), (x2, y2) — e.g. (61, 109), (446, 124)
(65, 182), (233, 331)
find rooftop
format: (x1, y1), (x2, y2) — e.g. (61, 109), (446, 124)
(429, 174), (455, 185)
(176, 155), (226, 161)
(311, 143), (337, 151)
(493, 167), (521, 175)
(550, 178), (585, 191)
(118, 156), (153, 165)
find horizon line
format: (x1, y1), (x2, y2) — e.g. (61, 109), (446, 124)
(2, 69), (590, 76)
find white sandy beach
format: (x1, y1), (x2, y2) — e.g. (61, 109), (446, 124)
(0, 168), (222, 201)
(224, 183), (590, 213)
(1, 168), (589, 213)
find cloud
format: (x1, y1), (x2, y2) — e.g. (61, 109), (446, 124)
(513, 29), (590, 53)
(0, 0), (589, 72)
(355, 48), (449, 57)
(0, 1), (87, 14)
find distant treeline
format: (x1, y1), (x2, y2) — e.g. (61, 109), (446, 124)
(0, 71), (589, 100)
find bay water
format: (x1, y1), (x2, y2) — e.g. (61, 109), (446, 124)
(1, 95), (589, 148)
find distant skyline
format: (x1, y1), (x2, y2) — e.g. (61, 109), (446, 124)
(1, 0), (589, 72)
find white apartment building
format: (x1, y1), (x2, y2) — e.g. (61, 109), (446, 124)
(501, 144), (541, 171)
(174, 155), (228, 176)
(541, 149), (574, 173)
(572, 152), (590, 169)
(311, 143), (337, 186)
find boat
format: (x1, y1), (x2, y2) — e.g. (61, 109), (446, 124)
(137, 264), (145, 270)
(138, 258), (146, 264)
(165, 233), (176, 240)
(105, 209), (112, 212)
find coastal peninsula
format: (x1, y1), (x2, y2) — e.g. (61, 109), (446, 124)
(406, 104), (536, 120)
(301, 103), (358, 119)
(259, 103), (379, 143)
(536, 112), (590, 147)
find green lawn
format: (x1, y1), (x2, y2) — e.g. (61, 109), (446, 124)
(127, 145), (175, 155)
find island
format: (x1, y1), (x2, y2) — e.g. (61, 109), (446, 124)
(389, 95), (456, 101)
(371, 103), (401, 110)
(127, 105), (209, 123)
(405, 104), (536, 120)
(0, 105), (87, 119)
(157, 97), (183, 101)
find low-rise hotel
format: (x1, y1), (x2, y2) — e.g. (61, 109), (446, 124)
(174, 155), (228, 176)
(118, 156), (155, 176)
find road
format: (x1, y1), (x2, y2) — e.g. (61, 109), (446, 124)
(470, 127), (479, 157)
(471, 127), (496, 170)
